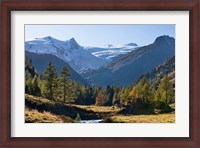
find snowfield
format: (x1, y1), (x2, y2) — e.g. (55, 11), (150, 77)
(85, 43), (138, 61)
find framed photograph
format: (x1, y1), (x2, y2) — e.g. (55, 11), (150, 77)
(0, 0), (199, 147)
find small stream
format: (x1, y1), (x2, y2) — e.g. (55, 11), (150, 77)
(80, 119), (103, 123)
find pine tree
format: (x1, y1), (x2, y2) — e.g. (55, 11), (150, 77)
(73, 82), (84, 104)
(105, 85), (114, 106)
(137, 77), (148, 100)
(25, 70), (32, 94)
(31, 75), (41, 96)
(118, 87), (131, 106)
(42, 62), (58, 100)
(142, 83), (152, 102)
(85, 86), (95, 105)
(156, 75), (175, 104)
(60, 65), (70, 103)
(112, 92), (120, 105)
(26, 77), (33, 94)
(129, 77), (154, 103)
(129, 86), (138, 100)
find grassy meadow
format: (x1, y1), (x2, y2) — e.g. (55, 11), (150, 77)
(25, 94), (175, 123)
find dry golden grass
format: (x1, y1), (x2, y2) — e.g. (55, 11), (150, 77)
(25, 108), (73, 123)
(25, 94), (54, 104)
(25, 94), (175, 123)
(71, 104), (122, 113)
(111, 113), (175, 123)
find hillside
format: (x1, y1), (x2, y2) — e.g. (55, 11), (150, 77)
(25, 94), (101, 122)
(137, 56), (175, 87)
(25, 51), (89, 85)
(25, 108), (74, 123)
(83, 35), (175, 86)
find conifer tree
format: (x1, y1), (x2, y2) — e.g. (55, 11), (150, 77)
(31, 75), (41, 96)
(60, 65), (70, 103)
(25, 70), (33, 94)
(73, 82), (84, 104)
(112, 92), (120, 105)
(142, 83), (152, 102)
(137, 77), (148, 100)
(129, 86), (138, 100)
(129, 77), (154, 102)
(105, 85), (114, 106)
(156, 75), (175, 104)
(119, 87), (131, 105)
(42, 62), (58, 100)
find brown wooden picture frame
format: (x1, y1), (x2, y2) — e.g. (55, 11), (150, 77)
(0, 0), (199, 147)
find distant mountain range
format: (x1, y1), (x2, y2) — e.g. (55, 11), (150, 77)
(25, 35), (175, 86)
(25, 36), (106, 73)
(25, 51), (88, 85)
(25, 37), (140, 73)
(82, 35), (175, 86)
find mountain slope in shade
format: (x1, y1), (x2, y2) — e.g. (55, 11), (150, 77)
(25, 51), (89, 85)
(137, 56), (175, 87)
(25, 36), (106, 73)
(82, 35), (175, 86)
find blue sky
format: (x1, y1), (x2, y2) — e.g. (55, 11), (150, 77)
(25, 25), (175, 47)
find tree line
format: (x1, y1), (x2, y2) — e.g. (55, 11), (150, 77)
(25, 58), (175, 113)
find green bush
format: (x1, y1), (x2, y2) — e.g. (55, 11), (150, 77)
(75, 113), (81, 122)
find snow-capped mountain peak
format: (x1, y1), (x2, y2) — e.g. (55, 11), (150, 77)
(67, 37), (80, 49)
(25, 37), (106, 73)
(125, 43), (138, 46)
(69, 37), (76, 43)
(42, 36), (53, 40)
(25, 36), (140, 73)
